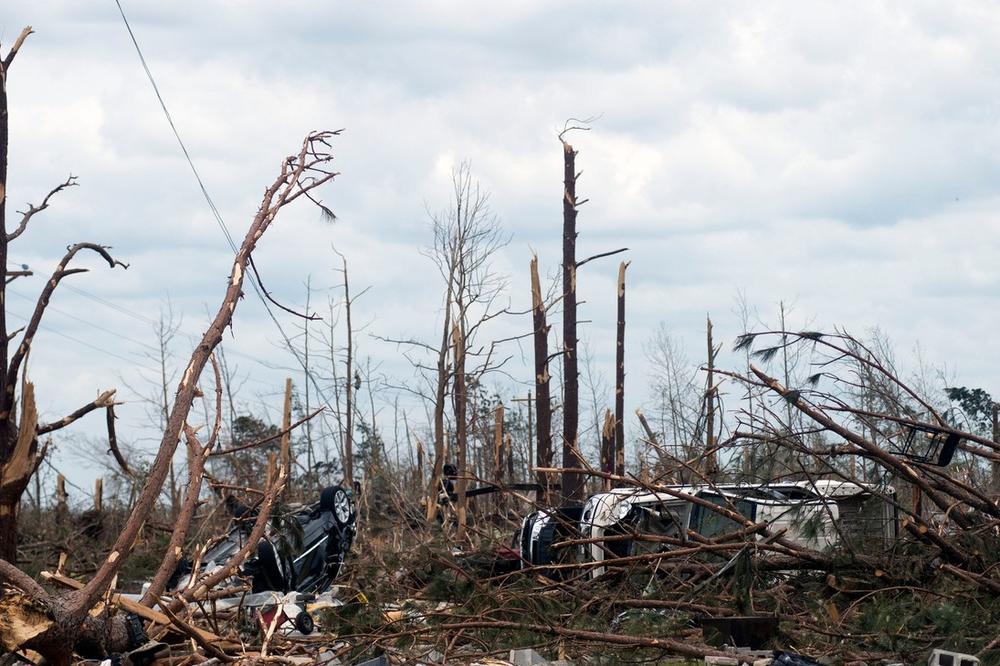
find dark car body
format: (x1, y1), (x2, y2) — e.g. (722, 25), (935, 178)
(165, 485), (356, 595)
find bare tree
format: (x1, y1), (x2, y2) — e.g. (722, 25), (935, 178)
(644, 324), (702, 477)
(0, 28), (127, 562)
(120, 301), (183, 514)
(703, 316), (719, 480)
(382, 162), (508, 524)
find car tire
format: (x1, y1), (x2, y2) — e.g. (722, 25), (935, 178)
(294, 611), (315, 635)
(320, 486), (354, 527)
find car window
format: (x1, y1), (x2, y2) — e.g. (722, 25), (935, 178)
(691, 493), (754, 538)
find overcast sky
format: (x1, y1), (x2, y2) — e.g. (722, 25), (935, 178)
(3, 2), (1000, 496)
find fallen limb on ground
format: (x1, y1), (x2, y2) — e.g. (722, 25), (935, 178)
(40, 570), (237, 648)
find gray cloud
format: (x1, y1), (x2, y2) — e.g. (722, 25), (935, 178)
(2, 1), (999, 491)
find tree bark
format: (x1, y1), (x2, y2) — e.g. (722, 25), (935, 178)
(341, 255), (354, 485)
(0, 32), (17, 426)
(992, 403), (999, 495)
(452, 320), (468, 535)
(614, 261), (628, 484)
(530, 257), (552, 503)
(0, 509), (15, 565)
(425, 282), (452, 523)
(704, 316), (718, 480)
(493, 402), (504, 515)
(561, 138), (584, 503)
(600, 409), (614, 491)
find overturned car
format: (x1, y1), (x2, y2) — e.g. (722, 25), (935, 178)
(519, 480), (897, 578)
(161, 485), (357, 596)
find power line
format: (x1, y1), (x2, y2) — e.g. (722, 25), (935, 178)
(63, 284), (158, 326)
(113, 1), (343, 427)
(8, 288), (160, 353)
(6, 309), (159, 373)
(10, 286), (284, 390)
(59, 283), (293, 373)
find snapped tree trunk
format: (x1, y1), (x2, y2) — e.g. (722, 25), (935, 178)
(992, 404), (999, 494)
(561, 138), (584, 503)
(530, 256), (553, 503)
(341, 255), (354, 486)
(704, 316), (719, 480)
(600, 409), (614, 491)
(614, 261), (629, 484)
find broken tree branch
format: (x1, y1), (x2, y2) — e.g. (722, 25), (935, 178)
(3, 244), (127, 420)
(36, 389), (117, 435)
(576, 247), (628, 268)
(2, 26), (33, 70)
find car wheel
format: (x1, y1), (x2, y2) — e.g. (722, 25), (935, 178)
(294, 611), (315, 635)
(321, 486), (354, 527)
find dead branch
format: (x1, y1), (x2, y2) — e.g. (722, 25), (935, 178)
(8, 175), (78, 241)
(209, 407), (324, 457)
(575, 246), (628, 268)
(156, 601), (233, 662)
(105, 404), (131, 476)
(366, 618), (722, 659)
(36, 389), (117, 435)
(2, 26), (33, 70)
(2, 244), (127, 420)
(0, 558), (48, 600)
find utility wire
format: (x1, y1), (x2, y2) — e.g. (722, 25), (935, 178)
(6, 309), (159, 373)
(113, 0), (342, 430)
(63, 284), (158, 326)
(8, 288), (159, 354)
(62, 284), (282, 371)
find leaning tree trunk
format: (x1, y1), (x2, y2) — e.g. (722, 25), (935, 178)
(0, 131), (340, 665)
(560, 138), (584, 503)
